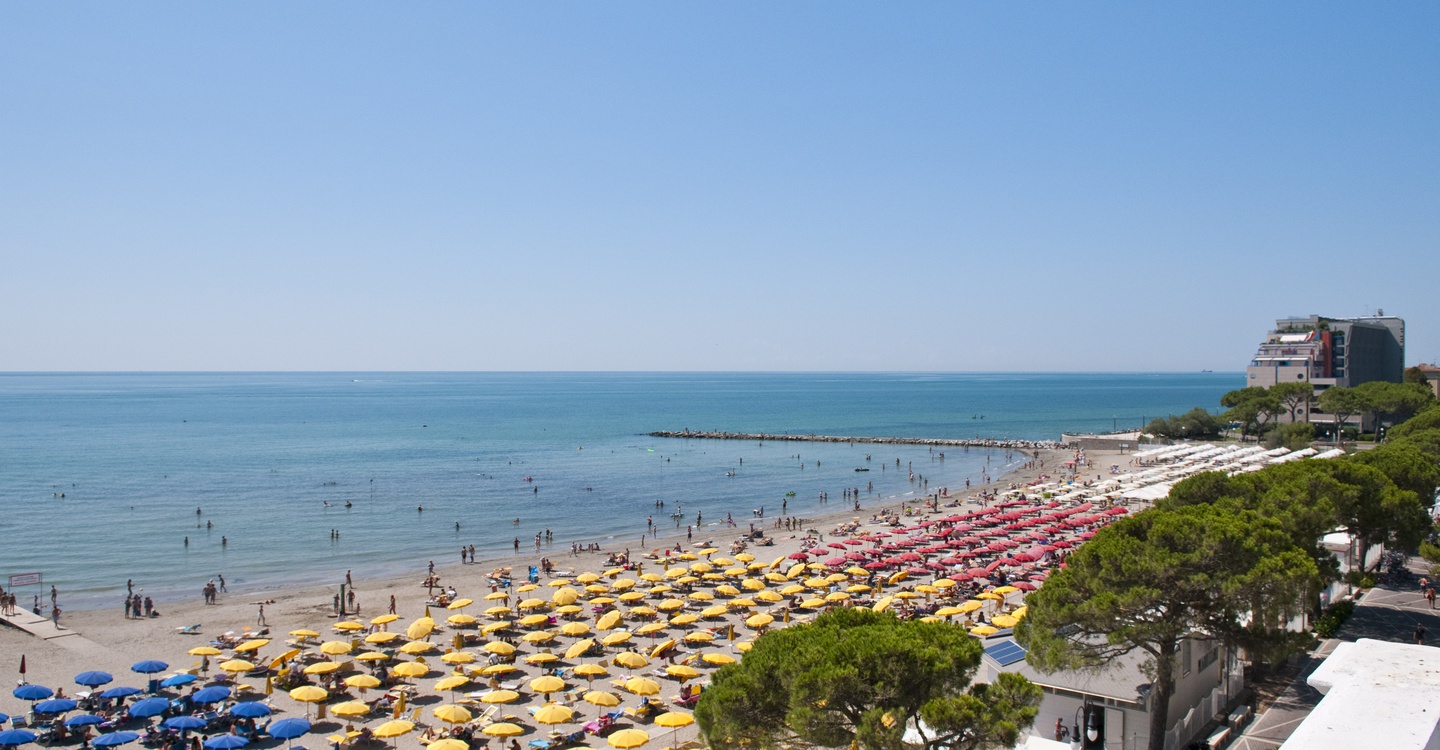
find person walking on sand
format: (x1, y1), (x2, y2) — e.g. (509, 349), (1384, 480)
(1427, 586), (1436, 610)
(1416, 623), (1427, 645)
(257, 604), (267, 627)
(51, 605), (61, 627)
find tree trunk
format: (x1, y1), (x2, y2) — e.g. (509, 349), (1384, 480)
(1146, 641), (1177, 750)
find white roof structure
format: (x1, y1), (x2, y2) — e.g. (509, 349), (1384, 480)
(1312, 448), (1346, 460)
(1281, 639), (1440, 750)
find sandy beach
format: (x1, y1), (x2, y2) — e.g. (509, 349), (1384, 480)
(2, 446), (1082, 750)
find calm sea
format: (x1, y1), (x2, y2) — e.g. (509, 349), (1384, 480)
(0, 372), (1238, 609)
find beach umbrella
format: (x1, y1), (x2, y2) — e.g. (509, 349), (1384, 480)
(65, 714), (106, 728)
(969, 625), (998, 637)
(0, 730), (36, 748)
(446, 614), (477, 626)
(365, 632), (401, 644)
(369, 718), (413, 739)
(234, 639), (270, 654)
(518, 615), (550, 628)
(162, 717), (207, 732)
(596, 611), (622, 631)
(12, 685), (52, 701)
(219, 660), (256, 674)
(75, 671), (114, 688)
(606, 728), (650, 749)
(582, 691), (620, 714)
(529, 676), (565, 695)
(289, 629), (321, 638)
(683, 632), (714, 644)
(33, 699), (78, 715)
(433, 675), (469, 693)
(432, 705), (472, 725)
(390, 662), (428, 679)
(191, 687), (232, 705)
(559, 622), (591, 637)
(483, 641), (517, 655)
(354, 652), (391, 663)
(344, 674), (382, 690)
(701, 653), (735, 666)
(330, 702), (370, 718)
(481, 724), (524, 738)
(612, 652), (649, 670)
(601, 631), (632, 647)
(744, 613), (773, 629)
(188, 647), (223, 657)
(574, 664), (609, 681)
(128, 698), (170, 717)
(478, 691), (519, 704)
(653, 712), (694, 747)
(533, 703), (573, 727)
(230, 702), (272, 718)
(267, 717), (312, 744)
(623, 677), (660, 697)
(100, 686), (143, 700)
(130, 661), (168, 675)
(446, 599), (473, 610)
(287, 686), (329, 717)
(564, 639), (596, 660)
(319, 641), (352, 656)
(202, 734), (249, 750)
(527, 654), (559, 666)
(664, 665), (699, 681)
(521, 631), (554, 644)
(405, 618), (435, 640)
(990, 615), (1020, 629)
(478, 664), (516, 677)
(650, 640), (676, 660)
(160, 674), (198, 688)
(399, 641), (435, 655)
(92, 733), (141, 748)
(428, 741), (469, 750)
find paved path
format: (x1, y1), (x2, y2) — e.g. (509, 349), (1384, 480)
(1231, 556), (1438, 750)
(0, 609), (110, 656)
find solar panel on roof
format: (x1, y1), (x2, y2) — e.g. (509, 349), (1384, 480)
(984, 640), (1029, 667)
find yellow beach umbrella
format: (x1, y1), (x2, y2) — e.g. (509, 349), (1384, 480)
(482, 621), (512, 635)
(447, 614), (478, 626)
(601, 631), (632, 646)
(934, 606), (963, 618)
(596, 611), (623, 631)
(992, 585), (1019, 595)
(618, 592), (646, 603)
(399, 641), (435, 655)
(519, 598), (548, 610)
(333, 622), (364, 632)
(479, 690), (519, 704)
(1012, 606), (1028, 619)
(530, 675), (566, 694)
(976, 592), (1002, 601)
(519, 614), (550, 627)
(736, 642), (753, 653)
(516, 584), (539, 593)
(933, 579), (957, 590)
(433, 705), (473, 724)
(715, 584), (741, 596)
(434, 675), (470, 692)
(485, 606), (513, 617)
(289, 629), (321, 638)
(303, 661), (343, 675)
(391, 662), (428, 678)
(484, 591), (509, 601)
(331, 702), (370, 718)
(665, 665), (699, 680)
(406, 618), (435, 640)
(990, 615), (1020, 629)
(745, 613), (774, 629)
(630, 606), (658, 617)
(607, 728), (650, 749)
(584, 690), (620, 709)
(365, 632), (401, 644)
(373, 720), (415, 739)
(482, 724), (524, 738)
(958, 600), (984, 613)
(552, 589), (580, 606)
(319, 641), (353, 656)
(483, 641), (516, 655)
(479, 664), (516, 676)
(700, 605), (728, 619)
(234, 639), (270, 653)
(575, 664), (609, 679)
(533, 703), (574, 725)
(656, 600), (685, 612)
(565, 639), (596, 659)
(639, 573), (663, 583)
(689, 591), (714, 602)
(547, 579), (572, 588)
(527, 653), (559, 665)
(970, 625), (998, 637)
(824, 592), (851, 603)
(734, 553), (755, 563)
(556, 605), (584, 616)
(799, 598), (826, 609)
(446, 599), (474, 610)
(370, 614), (400, 625)
(429, 740), (469, 750)
(522, 631), (554, 644)
(590, 596), (617, 606)
(636, 623), (667, 636)
(345, 674), (382, 690)
(560, 622), (592, 637)
(612, 652), (649, 669)
(872, 597), (894, 613)
(701, 653), (735, 666)
(612, 578), (636, 590)
(650, 640), (676, 660)
(754, 590), (782, 603)
(289, 685), (329, 703)
(623, 677), (660, 696)
(355, 652), (391, 663)
(683, 632), (714, 644)
(218, 659), (255, 673)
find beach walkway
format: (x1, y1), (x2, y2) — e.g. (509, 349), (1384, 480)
(0, 609), (109, 656)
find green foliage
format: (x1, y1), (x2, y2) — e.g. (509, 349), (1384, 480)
(1016, 504), (1317, 750)
(696, 607), (1040, 750)
(1271, 382), (1315, 422)
(1420, 541), (1440, 565)
(1145, 408), (1223, 439)
(1405, 367), (1431, 386)
(1351, 442), (1440, 506)
(1355, 381), (1435, 427)
(1313, 600), (1356, 638)
(1389, 406), (1440, 440)
(1263, 422), (1315, 451)
(1221, 387), (1281, 438)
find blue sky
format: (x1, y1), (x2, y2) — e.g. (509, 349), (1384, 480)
(2, 3), (1436, 371)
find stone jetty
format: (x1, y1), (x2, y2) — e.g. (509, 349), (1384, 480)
(647, 430), (1062, 450)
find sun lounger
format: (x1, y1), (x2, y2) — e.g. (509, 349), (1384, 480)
(176, 624), (202, 634)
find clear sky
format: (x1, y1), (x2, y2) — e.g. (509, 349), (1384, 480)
(2, 3), (1436, 372)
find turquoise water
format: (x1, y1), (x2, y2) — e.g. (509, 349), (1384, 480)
(0, 372), (1238, 608)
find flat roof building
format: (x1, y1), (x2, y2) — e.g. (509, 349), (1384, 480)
(1246, 313), (1405, 392)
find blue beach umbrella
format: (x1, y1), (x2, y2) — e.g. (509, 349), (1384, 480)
(0, 712), (8, 725)
(266, 718), (311, 741)
(203, 734), (249, 750)
(161, 717), (207, 732)
(190, 687), (231, 705)
(64, 715), (106, 729)
(0, 729), (37, 747)
(160, 674), (198, 689)
(127, 698), (170, 718)
(75, 672), (114, 688)
(91, 732), (140, 748)
(131, 661), (169, 675)
(228, 703), (271, 719)
(33, 699), (77, 715)
(101, 687), (143, 700)
(11, 686), (52, 702)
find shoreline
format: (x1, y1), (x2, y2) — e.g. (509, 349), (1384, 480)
(647, 431), (1062, 449)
